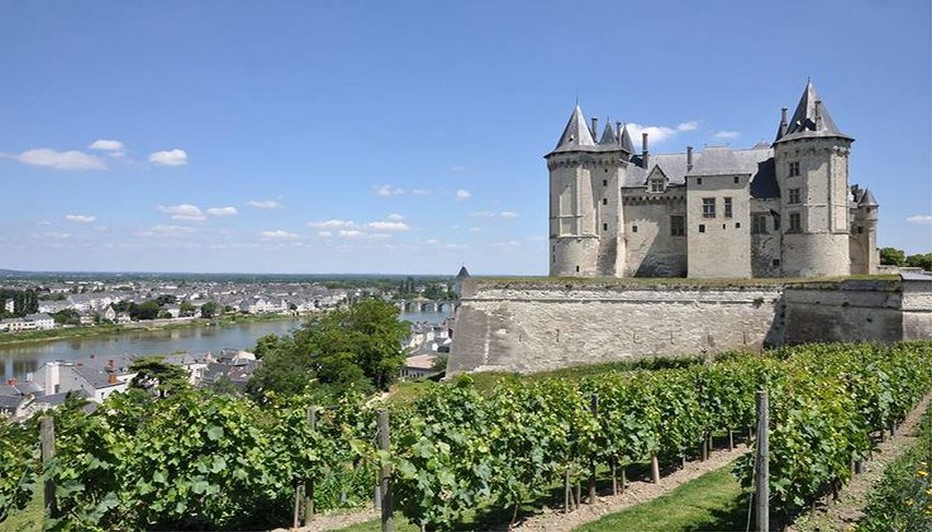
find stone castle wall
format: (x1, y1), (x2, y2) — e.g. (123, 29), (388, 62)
(448, 276), (932, 375)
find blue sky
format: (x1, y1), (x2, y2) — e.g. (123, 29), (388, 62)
(1, 1), (929, 275)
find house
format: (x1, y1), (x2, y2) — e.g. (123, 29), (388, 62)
(24, 313), (55, 330)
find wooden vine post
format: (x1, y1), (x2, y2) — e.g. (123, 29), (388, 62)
(588, 394), (598, 504)
(377, 409), (394, 532)
(755, 390), (770, 532)
(650, 453), (660, 484)
(304, 406), (317, 526)
(40, 416), (56, 518)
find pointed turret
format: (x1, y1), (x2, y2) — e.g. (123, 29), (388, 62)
(456, 265), (470, 279)
(619, 124), (635, 154)
(599, 121), (618, 145)
(858, 188), (878, 207)
(777, 80), (853, 143)
(551, 105), (596, 153)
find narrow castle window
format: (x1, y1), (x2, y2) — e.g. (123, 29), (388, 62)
(698, 224), (706, 233)
(670, 215), (685, 236)
(602, 198), (608, 205)
(603, 223), (608, 231)
(788, 161), (800, 177)
(752, 214), (767, 234)
(773, 214), (781, 230)
(773, 259), (781, 267)
(576, 265), (580, 273)
(602, 179), (608, 186)
(734, 176), (740, 184)
(788, 188), (801, 204)
(702, 198), (716, 218)
(788, 212), (802, 233)
(696, 177), (703, 185)
(724, 197), (733, 218)
(632, 225), (638, 233)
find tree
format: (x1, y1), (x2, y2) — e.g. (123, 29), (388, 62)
(129, 356), (191, 397)
(880, 247), (907, 266)
(200, 301), (219, 319)
(52, 308), (81, 326)
(179, 301), (196, 318)
(906, 253), (932, 271)
(247, 298), (410, 400)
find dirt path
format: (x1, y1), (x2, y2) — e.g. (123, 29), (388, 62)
(271, 507), (378, 532)
(789, 394), (932, 532)
(514, 443), (749, 532)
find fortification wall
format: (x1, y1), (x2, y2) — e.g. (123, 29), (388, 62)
(448, 276), (932, 375)
(449, 280), (785, 375)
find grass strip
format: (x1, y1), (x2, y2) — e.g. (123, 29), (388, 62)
(575, 464), (749, 532)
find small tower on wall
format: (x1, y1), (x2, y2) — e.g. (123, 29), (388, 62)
(853, 188), (880, 274)
(545, 106), (629, 277)
(773, 80), (855, 277)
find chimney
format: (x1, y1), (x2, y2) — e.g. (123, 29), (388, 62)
(687, 146), (694, 172)
(615, 122), (622, 145)
(641, 132), (650, 169)
(109, 359), (115, 370)
(108, 373), (117, 384)
(814, 100), (823, 129)
(591, 117), (598, 139)
(778, 107), (789, 139)
(7, 378), (15, 386)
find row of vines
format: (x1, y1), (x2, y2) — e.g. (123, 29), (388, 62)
(1, 341), (931, 530)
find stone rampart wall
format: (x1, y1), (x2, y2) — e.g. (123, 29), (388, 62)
(448, 276), (932, 375)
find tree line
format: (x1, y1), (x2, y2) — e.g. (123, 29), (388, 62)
(880, 247), (932, 271)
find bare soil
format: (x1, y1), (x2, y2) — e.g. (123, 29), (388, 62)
(788, 394), (932, 532)
(271, 507), (378, 532)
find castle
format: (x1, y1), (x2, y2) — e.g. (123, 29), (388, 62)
(547, 80), (879, 278)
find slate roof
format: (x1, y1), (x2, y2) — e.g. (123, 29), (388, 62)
(624, 146), (779, 198)
(549, 106), (625, 155)
(599, 122), (618, 145)
(620, 125), (635, 154)
(858, 188), (878, 207)
(456, 266), (470, 279)
(776, 80), (853, 143)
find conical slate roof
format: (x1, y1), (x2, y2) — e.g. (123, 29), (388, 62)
(599, 121), (618, 144)
(777, 80), (853, 143)
(551, 105), (596, 153)
(456, 266), (470, 279)
(619, 124), (635, 154)
(858, 188), (878, 207)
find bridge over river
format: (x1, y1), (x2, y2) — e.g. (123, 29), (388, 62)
(396, 299), (459, 314)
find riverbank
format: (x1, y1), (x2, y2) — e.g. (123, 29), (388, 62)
(0, 313), (305, 348)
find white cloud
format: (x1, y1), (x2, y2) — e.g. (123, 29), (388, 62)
(387, 213), (405, 221)
(318, 231), (333, 238)
(470, 211), (496, 218)
(308, 219), (357, 229)
(64, 214), (96, 223)
(3, 148), (106, 170)
(157, 203), (206, 221)
(456, 189), (472, 201)
(247, 199), (282, 209)
(624, 121), (698, 145)
(713, 130), (741, 139)
(88, 139), (125, 152)
(366, 221), (410, 231)
(261, 230), (300, 240)
(339, 229), (365, 238)
(468, 227), (482, 233)
(149, 149), (188, 166)
(450, 165), (467, 172)
(907, 215), (932, 224)
(500, 211), (519, 218)
(412, 188), (431, 195)
(374, 184), (404, 197)
(424, 239), (441, 245)
(207, 206), (238, 216)
(137, 225), (193, 237)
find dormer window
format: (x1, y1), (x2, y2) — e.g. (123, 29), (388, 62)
(650, 179), (665, 193)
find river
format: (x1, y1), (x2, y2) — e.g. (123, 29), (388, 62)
(1, 309), (452, 382)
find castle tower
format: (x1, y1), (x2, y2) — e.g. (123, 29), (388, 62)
(852, 188), (880, 274)
(545, 106), (628, 276)
(773, 80), (854, 277)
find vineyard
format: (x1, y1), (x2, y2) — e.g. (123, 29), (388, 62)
(1, 341), (931, 530)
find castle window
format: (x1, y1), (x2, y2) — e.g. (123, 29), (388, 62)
(788, 161), (800, 177)
(650, 179), (664, 193)
(670, 215), (685, 236)
(752, 213), (768, 234)
(602, 198), (608, 205)
(696, 177), (703, 185)
(602, 179), (608, 186)
(632, 225), (638, 233)
(773, 213), (781, 230)
(788, 188), (801, 204)
(788, 212), (802, 233)
(603, 223), (608, 231)
(734, 176), (740, 184)
(773, 259), (781, 267)
(702, 198), (716, 218)
(724, 197), (733, 218)
(735, 222), (741, 229)
(698, 224), (706, 233)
